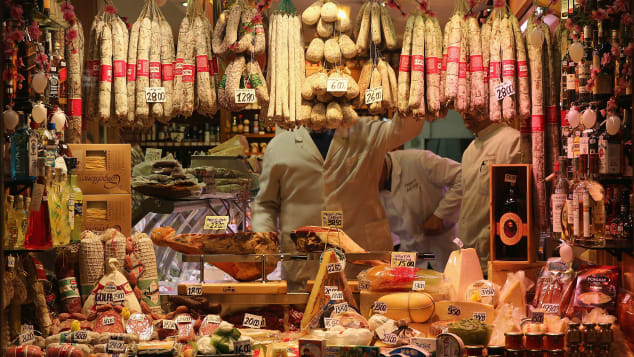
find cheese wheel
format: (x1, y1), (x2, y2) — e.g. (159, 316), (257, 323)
(377, 292), (435, 323)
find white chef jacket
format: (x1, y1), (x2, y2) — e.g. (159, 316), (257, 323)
(252, 115), (424, 287)
(457, 123), (521, 272)
(380, 149), (463, 271)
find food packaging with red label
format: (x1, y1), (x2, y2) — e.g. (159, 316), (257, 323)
(182, 64), (195, 83)
(426, 57), (438, 75)
(470, 55), (483, 73)
(149, 62), (161, 80)
(570, 265), (618, 316)
(199, 314), (222, 335)
(399, 55), (411, 72)
(502, 59), (516, 77)
(127, 63), (136, 81)
(411, 55), (424, 72)
(175, 313), (196, 341)
(162, 63), (174, 81)
(113, 60), (126, 78)
(137, 59), (149, 78)
(448, 46), (460, 64)
(94, 310), (125, 334)
(196, 55), (209, 73)
(100, 65), (112, 83)
(126, 313), (153, 341)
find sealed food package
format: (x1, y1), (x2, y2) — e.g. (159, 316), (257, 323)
(357, 265), (449, 298)
(82, 258), (142, 315)
(465, 280), (501, 307)
(447, 319), (493, 346)
(532, 259), (576, 316)
(569, 265), (618, 316)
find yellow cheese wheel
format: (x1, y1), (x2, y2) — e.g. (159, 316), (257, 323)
(377, 292), (435, 323)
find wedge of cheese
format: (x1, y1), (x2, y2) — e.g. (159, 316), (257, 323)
(498, 279), (526, 311)
(433, 301), (497, 324)
(443, 249), (483, 301)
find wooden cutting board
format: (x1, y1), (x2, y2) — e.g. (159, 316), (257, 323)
(177, 281), (287, 295)
(307, 279), (359, 292)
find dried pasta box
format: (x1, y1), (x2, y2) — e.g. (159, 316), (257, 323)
(81, 194), (131, 236)
(68, 144), (131, 194)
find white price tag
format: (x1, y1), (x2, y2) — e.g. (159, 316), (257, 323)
(324, 286), (339, 294)
(234, 339), (252, 355)
(410, 337), (436, 352)
(543, 303), (560, 314)
(19, 331), (35, 344)
(382, 333), (398, 345)
(74, 331), (88, 343)
(103, 316), (115, 326)
(130, 313), (145, 321)
(107, 339), (126, 353)
(327, 262), (342, 274)
(365, 86), (383, 105)
(329, 291), (344, 301)
(324, 317), (339, 328)
(504, 174), (517, 184)
(144, 148), (162, 162)
(391, 252), (416, 267)
(327, 77), (348, 92)
(531, 312), (545, 323)
(358, 280), (370, 290)
(112, 291), (125, 303)
(447, 304), (461, 316)
(234, 89), (257, 104)
(163, 320), (177, 330)
(145, 87), (166, 103)
(243, 313), (264, 329)
(412, 280), (426, 291)
(187, 285), (203, 296)
(20, 324), (34, 334)
(494, 80), (515, 101)
(472, 312), (487, 322)
(204, 216), (229, 231)
(333, 302), (348, 314)
(7, 256), (15, 268)
(480, 287), (496, 297)
(373, 302), (388, 314)
(177, 315), (193, 323)
(206, 315), (222, 324)
(321, 210), (344, 228)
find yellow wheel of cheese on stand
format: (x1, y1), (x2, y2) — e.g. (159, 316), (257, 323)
(377, 292), (435, 323)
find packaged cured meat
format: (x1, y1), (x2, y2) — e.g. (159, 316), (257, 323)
(156, 319), (178, 340)
(569, 265), (618, 316)
(532, 259), (576, 317)
(6, 346), (43, 357)
(94, 310), (125, 334)
(82, 258), (142, 315)
(127, 313), (153, 341)
(357, 265), (449, 297)
(199, 315), (222, 336)
(175, 313), (196, 342)
(55, 245), (82, 314)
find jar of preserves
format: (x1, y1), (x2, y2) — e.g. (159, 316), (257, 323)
(544, 333), (565, 350)
(465, 345), (484, 356)
(524, 333), (544, 350)
(567, 322), (581, 344)
(505, 332), (524, 350)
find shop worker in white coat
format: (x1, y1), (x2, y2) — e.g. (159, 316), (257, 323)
(252, 114), (424, 288)
(379, 150), (463, 271)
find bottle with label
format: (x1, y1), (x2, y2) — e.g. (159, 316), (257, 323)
(237, 115), (244, 133)
(565, 51), (578, 106)
(50, 167), (71, 247)
(25, 158), (52, 250)
(68, 158), (83, 243)
(43, 123), (58, 167)
(231, 116), (238, 133)
(573, 155), (590, 242)
(552, 157), (569, 240)
(11, 115), (37, 180)
(5, 196), (17, 249)
(243, 116), (250, 134)
(495, 174), (527, 260)
(592, 21), (613, 105)
(563, 157), (579, 241)
(585, 153), (606, 245)
(604, 186), (614, 239)
(57, 43), (67, 108)
(14, 195), (28, 249)
(578, 26), (593, 104)
(253, 115), (259, 134)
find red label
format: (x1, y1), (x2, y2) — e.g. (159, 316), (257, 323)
(561, 110), (569, 127)
(411, 55), (425, 72)
(426, 57), (438, 74)
(255, 24), (264, 34)
(113, 60), (126, 78)
(470, 55), (483, 72)
(210, 56), (218, 75)
(517, 60), (529, 78)
(127, 63), (136, 81)
(149, 61), (161, 80)
(100, 64), (112, 83)
(137, 59), (149, 77)
(196, 55), (209, 73)
(70, 98), (82, 117)
(448, 47), (460, 63)
(484, 71), (489, 84)
(175, 58), (184, 76)
(399, 55), (411, 72)
(182, 64), (195, 82)
(520, 117), (531, 134)
(547, 106), (559, 124)
(489, 61), (500, 78)
(441, 54), (448, 71)
(458, 62), (467, 79)
(91, 61), (99, 78)
(532, 115), (545, 132)
(162, 63), (174, 81)
(502, 59), (516, 78)
(59, 67), (67, 82)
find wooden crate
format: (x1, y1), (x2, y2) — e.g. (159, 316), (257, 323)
(487, 261), (545, 288)
(489, 164), (536, 263)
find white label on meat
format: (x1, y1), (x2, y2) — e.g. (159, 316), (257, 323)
(495, 80), (515, 101)
(324, 286), (339, 294)
(103, 316), (115, 326)
(234, 339), (252, 355)
(145, 87), (166, 103)
(204, 216), (229, 231)
(234, 89), (257, 104)
(145, 148), (162, 162)
(163, 320), (177, 330)
(107, 339), (126, 353)
(327, 77), (348, 92)
(334, 302), (348, 314)
(373, 302), (388, 314)
(7, 256), (15, 268)
(130, 313), (146, 321)
(391, 252), (416, 267)
(74, 331), (88, 343)
(531, 312), (545, 323)
(177, 315), (192, 323)
(327, 262), (343, 274)
(365, 86), (383, 104)
(324, 317), (339, 328)
(382, 333), (398, 345)
(543, 303), (560, 314)
(206, 315), (222, 324)
(321, 210), (344, 228)
(447, 304), (461, 316)
(473, 312), (486, 322)
(19, 331), (35, 345)
(480, 287), (496, 297)
(412, 280), (426, 291)
(243, 313), (264, 329)
(329, 291), (344, 301)
(112, 291), (125, 303)
(187, 285), (202, 296)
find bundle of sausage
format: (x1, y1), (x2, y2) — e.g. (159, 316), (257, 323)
(352, 0), (398, 54)
(213, 0), (266, 59)
(174, 0), (218, 118)
(65, 15), (84, 143)
(303, 0), (357, 65)
(356, 59), (397, 117)
(301, 68), (360, 130)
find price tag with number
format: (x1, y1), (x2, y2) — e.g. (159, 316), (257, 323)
(480, 287), (496, 297)
(365, 86), (383, 105)
(234, 339), (252, 355)
(235, 89), (257, 104)
(327, 77), (348, 92)
(327, 262), (342, 274)
(112, 291), (125, 303)
(373, 302), (388, 314)
(7, 256), (15, 268)
(333, 302), (348, 314)
(177, 315), (193, 323)
(324, 286), (339, 294)
(103, 316), (115, 326)
(329, 291), (344, 301)
(107, 339), (126, 353)
(542, 303), (560, 314)
(19, 325), (35, 345)
(531, 312), (545, 323)
(324, 317), (339, 329)
(494, 80), (515, 101)
(145, 87), (166, 103)
(204, 216), (229, 231)
(145, 148), (162, 162)
(74, 331), (88, 343)
(391, 252), (416, 268)
(187, 285), (202, 296)
(412, 280), (426, 291)
(504, 174), (517, 184)
(473, 312), (486, 322)
(321, 211), (344, 228)
(243, 313), (264, 329)
(410, 337), (436, 352)
(382, 333), (398, 345)
(447, 304), (461, 317)
(358, 280), (370, 290)
(163, 320), (176, 330)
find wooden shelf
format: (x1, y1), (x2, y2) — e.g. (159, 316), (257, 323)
(231, 133), (275, 139)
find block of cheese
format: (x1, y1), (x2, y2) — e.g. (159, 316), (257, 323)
(498, 279), (525, 311)
(433, 301), (497, 324)
(443, 249), (483, 301)
(377, 292), (435, 323)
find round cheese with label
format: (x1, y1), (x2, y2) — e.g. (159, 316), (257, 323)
(377, 292), (435, 323)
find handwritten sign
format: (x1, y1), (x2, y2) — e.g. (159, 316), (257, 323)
(204, 216), (229, 231)
(391, 252), (416, 267)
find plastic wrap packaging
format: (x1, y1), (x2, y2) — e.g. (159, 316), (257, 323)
(465, 280), (501, 307)
(357, 266), (449, 299)
(567, 265), (619, 317)
(532, 259), (576, 317)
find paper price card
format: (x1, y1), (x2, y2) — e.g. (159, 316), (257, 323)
(410, 337), (436, 352)
(412, 280), (426, 291)
(495, 80), (515, 101)
(327, 77), (348, 92)
(145, 87), (166, 103)
(112, 291), (125, 303)
(358, 280), (370, 290)
(447, 304), (461, 316)
(324, 317), (339, 328)
(480, 287), (496, 297)
(391, 252), (416, 267)
(234, 89), (257, 104)
(74, 331), (88, 343)
(329, 291), (344, 301)
(324, 286), (339, 294)
(103, 316), (115, 326)
(543, 303), (560, 314)
(107, 339), (126, 353)
(333, 302), (348, 314)
(7, 256), (15, 268)
(504, 174), (517, 184)
(145, 148), (162, 162)
(373, 302), (388, 314)
(177, 315), (193, 323)
(204, 216), (229, 231)
(187, 285), (203, 296)
(382, 333), (398, 345)
(234, 339), (252, 355)
(321, 210), (343, 228)
(163, 320), (176, 330)
(19, 325), (35, 345)
(365, 86), (383, 104)
(472, 312), (486, 322)
(243, 313), (264, 329)
(531, 312), (545, 323)
(327, 262), (342, 274)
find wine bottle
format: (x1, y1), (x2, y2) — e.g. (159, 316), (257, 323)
(495, 174), (528, 260)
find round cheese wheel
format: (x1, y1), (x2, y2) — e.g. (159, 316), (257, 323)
(377, 292), (435, 323)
